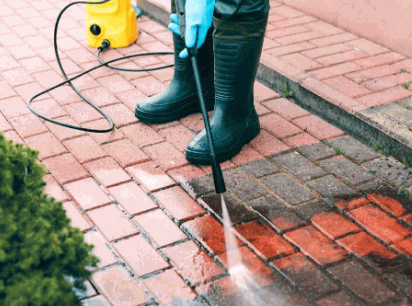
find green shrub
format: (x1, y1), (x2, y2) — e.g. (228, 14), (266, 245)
(0, 132), (100, 305)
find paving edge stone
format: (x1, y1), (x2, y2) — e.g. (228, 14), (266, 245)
(257, 60), (412, 168)
(139, 0), (412, 168)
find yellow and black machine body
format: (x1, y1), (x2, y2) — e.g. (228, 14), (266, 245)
(85, 0), (138, 49)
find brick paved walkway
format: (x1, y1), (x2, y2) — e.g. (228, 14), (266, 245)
(1, 0), (412, 305)
(142, 0), (412, 172)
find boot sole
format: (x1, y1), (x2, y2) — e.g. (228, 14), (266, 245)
(135, 86), (215, 124)
(186, 123), (260, 165)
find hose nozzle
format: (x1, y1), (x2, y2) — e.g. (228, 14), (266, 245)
(211, 158), (226, 194)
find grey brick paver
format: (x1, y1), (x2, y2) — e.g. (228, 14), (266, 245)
(307, 175), (360, 204)
(363, 157), (412, 188)
(241, 158), (280, 178)
(297, 142), (336, 161)
(296, 199), (333, 220)
(261, 173), (316, 205)
(272, 151), (327, 182)
(319, 155), (375, 186)
(248, 196), (306, 232)
(328, 135), (381, 163)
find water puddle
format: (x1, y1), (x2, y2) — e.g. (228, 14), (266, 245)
(220, 194), (287, 305)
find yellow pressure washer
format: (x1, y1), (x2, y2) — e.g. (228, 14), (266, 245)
(85, 0), (138, 49)
(28, 0), (173, 133)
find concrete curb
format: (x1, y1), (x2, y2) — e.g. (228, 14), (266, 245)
(139, 0), (412, 166)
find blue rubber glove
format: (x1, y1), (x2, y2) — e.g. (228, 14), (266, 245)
(168, 0), (215, 58)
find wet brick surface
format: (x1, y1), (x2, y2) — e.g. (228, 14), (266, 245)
(296, 199), (334, 219)
(249, 196), (307, 232)
(7, 1), (412, 304)
(272, 253), (340, 300)
(284, 225), (347, 265)
(199, 193), (258, 225)
(328, 260), (396, 305)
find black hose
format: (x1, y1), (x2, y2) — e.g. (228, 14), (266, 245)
(27, 0), (173, 133)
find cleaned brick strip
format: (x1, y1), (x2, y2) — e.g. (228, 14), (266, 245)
(394, 237), (412, 259)
(356, 86), (412, 108)
(181, 215), (244, 255)
(284, 225), (347, 265)
(348, 204), (412, 244)
(143, 142), (188, 170)
(336, 232), (403, 273)
(311, 212), (361, 240)
(367, 193), (407, 217)
(235, 220), (295, 260)
(218, 246), (283, 287)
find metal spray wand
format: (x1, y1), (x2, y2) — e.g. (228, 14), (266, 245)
(176, 0), (226, 194)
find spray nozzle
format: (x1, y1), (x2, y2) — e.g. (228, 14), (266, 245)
(211, 158), (226, 194)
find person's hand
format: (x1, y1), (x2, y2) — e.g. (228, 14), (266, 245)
(168, 0), (215, 58)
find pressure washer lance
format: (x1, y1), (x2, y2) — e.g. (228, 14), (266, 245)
(176, 0), (226, 194)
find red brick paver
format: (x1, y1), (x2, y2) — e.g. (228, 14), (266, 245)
(92, 266), (149, 306)
(134, 209), (187, 248)
(87, 205), (139, 242)
(64, 177), (111, 211)
(163, 240), (224, 286)
(284, 225), (347, 265)
(348, 204), (412, 244)
(113, 235), (170, 277)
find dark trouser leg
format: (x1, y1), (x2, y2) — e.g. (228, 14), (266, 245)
(215, 0), (270, 21)
(185, 1), (269, 165)
(134, 0), (215, 124)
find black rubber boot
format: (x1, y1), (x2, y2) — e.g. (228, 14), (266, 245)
(134, 27), (214, 123)
(186, 15), (268, 165)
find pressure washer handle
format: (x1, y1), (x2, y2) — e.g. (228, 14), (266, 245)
(175, 0), (199, 56)
(175, 0), (186, 40)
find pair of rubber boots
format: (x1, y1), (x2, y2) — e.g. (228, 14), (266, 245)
(135, 16), (268, 165)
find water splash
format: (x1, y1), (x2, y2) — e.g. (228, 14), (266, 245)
(220, 194), (280, 305)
